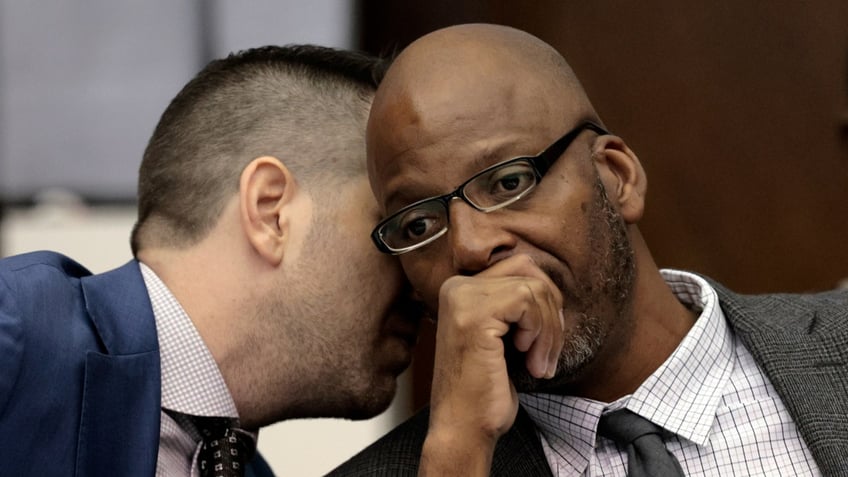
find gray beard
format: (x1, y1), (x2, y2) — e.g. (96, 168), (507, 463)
(507, 175), (636, 393)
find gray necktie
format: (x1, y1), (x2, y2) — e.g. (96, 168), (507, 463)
(598, 409), (685, 476)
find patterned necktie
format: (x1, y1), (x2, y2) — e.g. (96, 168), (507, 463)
(191, 415), (255, 477)
(598, 409), (685, 477)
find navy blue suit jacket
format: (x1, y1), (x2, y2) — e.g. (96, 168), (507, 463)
(0, 251), (273, 477)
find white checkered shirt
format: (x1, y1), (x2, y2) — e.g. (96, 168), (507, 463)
(520, 269), (820, 476)
(140, 263), (256, 477)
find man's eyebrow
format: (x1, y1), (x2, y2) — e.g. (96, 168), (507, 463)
(382, 179), (433, 214)
(383, 182), (442, 215)
(466, 140), (534, 173)
(382, 189), (412, 214)
(381, 139), (529, 213)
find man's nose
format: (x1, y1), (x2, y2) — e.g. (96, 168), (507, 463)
(447, 199), (516, 275)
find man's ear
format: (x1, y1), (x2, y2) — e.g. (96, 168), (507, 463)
(591, 135), (647, 224)
(239, 156), (298, 266)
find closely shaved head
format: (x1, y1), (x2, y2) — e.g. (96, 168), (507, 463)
(132, 45), (387, 256)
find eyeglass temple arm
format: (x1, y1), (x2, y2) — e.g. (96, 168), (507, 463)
(535, 121), (609, 176)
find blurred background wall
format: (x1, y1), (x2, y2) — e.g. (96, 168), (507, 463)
(2, 1), (847, 474)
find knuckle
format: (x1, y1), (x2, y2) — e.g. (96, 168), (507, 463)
(516, 254), (535, 268)
(440, 275), (463, 293)
(440, 276), (473, 300)
(516, 282), (536, 302)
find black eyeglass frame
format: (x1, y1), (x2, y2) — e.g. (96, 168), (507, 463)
(371, 121), (609, 255)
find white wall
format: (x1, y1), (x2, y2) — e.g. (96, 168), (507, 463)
(0, 202), (408, 476)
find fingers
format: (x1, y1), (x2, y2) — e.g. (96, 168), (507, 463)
(426, 254), (565, 447)
(548, 309), (564, 375)
(437, 254), (565, 380)
(513, 281), (562, 379)
(478, 254), (565, 379)
(478, 254), (561, 305)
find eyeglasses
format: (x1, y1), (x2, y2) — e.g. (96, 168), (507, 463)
(371, 121), (609, 255)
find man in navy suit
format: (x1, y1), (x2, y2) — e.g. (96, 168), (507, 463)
(0, 45), (420, 476)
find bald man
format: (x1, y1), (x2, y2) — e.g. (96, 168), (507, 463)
(329, 24), (848, 477)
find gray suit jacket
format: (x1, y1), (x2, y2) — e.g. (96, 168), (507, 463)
(328, 283), (848, 476)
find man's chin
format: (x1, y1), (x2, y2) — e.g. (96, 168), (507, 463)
(340, 379), (398, 420)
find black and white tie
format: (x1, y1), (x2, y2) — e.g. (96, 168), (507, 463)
(191, 415), (255, 477)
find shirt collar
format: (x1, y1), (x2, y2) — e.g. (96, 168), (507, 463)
(520, 269), (734, 473)
(626, 269), (734, 446)
(140, 262), (239, 419)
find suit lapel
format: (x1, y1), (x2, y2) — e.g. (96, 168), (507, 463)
(491, 406), (554, 477)
(76, 261), (161, 477)
(716, 284), (848, 475)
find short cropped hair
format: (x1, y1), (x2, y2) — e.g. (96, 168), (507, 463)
(130, 45), (388, 256)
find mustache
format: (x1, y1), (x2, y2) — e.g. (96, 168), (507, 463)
(540, 261), (586, 309)
(539, 263), (564, 293)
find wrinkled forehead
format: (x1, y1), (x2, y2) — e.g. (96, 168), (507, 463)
(366, 36), (592, 213)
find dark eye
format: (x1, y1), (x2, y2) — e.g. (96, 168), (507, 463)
(496, 174), (522, 191)
(403, 216), (433, 238)
(381, 200), (449, 250)
(397, 204), (446, 242)
(487, 164), (536, 198)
